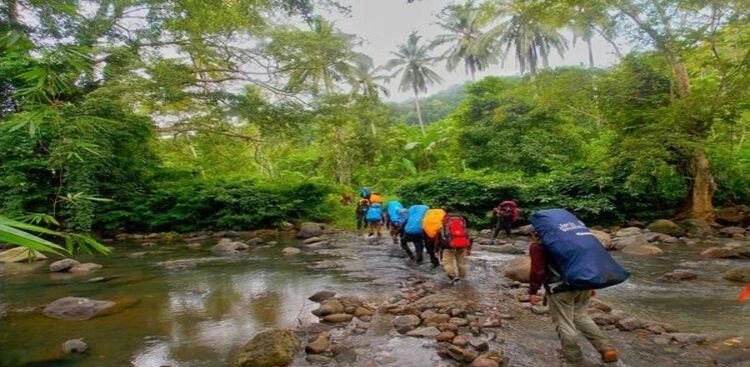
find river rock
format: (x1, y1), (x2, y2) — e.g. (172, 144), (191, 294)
(446, 345), (479, 363)
(503, 257), (530, 283)
(50, 258), (80, 272)
(720, 227), (747, 237)
(436, 330), (456, 342)
(393, 314), (421, 334)
(669, 332), (708, 344)
(700, 247), (739, 258)
(305, 332), (329, 354)
(612, 235), (649, 250)
(158, 259), (202, 270)
(470, 357), (500, 367)
(43, 297), (116, 321)
(69, 263), (103, 272)
(211, 239), (248, 255)
(452, 335), (469, 347)
(312, 300), (344, 317)
(0, 247), (48, 262)
(647, 219), (686, 237)
(62, 338), (88, 354)
(616, 317), (642, 331)
(723, 266), (750, 282)
(469, 337), (490, 352)
(679, 219), (714, 238)
(516, 225), (534, 235)
(716, 206), (750, 225)
(297, 223), (325, 239)
(423, 312), (450, 326)
(493, 244), (524, 254)
(589, 298), (613, 312)
(353, 306), (374, 317)
(615, 227), (642, 237)
(185, 235), (209, 242)
(230, 329), (301, 367)
(309, 290), (336, 302)
(622, 244), (663, 255)
(449, 317), (469, 327)
(590, 230), (613, 249)
(664, 269), (698, 280)
(245, 237), (263, 246)
(406, 326), (441, 338)
(303, 236), (325, 244)
(591, 312), (617, 326)
(282, 247), (301, 256)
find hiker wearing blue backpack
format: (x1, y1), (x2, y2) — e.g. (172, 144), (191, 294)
(395, 205), (439, 267)
(528, 209), (628, 366)
(355, 199), (369, 230)
(365, 202), (384, 237)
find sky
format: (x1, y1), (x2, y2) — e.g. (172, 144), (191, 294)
(325, 0), (628, 102)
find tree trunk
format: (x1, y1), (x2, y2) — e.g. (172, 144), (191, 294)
(6, 0), (19, 25)
(586, 38), (595, 68)
(672, 61), (691, 98)
(676, 146), (716, 221)
(414, 90), (425, 136)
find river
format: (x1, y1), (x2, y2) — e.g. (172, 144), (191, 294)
(1, 231), (748, 367)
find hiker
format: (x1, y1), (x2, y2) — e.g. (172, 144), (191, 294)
(369, 191), (385, 205)
(422, 208), (447, 269)
(434, 213), (472, 283)
(355, 199), (369, 230)
(389, 208), (409, 246)
(365, 202), (384, 237)
(384, 200), (405, 230)
(492, 200), (519, 240)
(528, 209), (628, 366)
(398, 205), (438, 266)
(340, 192), (353, 205)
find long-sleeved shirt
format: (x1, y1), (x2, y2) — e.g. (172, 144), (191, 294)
(528, 241), (547, 295)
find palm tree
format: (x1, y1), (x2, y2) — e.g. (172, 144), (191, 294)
(484, 3), (568, 76)
(386, 32), (443, 135)
(347, 54), (390, 100)
(568, 3), (621, 68)
(431, 1), (498, 80)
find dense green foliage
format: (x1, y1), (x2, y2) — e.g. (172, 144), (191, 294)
(0, 0), (748, 238)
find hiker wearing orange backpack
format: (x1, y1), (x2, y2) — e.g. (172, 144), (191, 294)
(435, 213), (473, 283)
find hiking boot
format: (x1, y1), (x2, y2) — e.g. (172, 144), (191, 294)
(600, 349), (618, 363)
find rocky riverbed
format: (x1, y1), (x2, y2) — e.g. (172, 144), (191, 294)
(1, 220), (749, 367)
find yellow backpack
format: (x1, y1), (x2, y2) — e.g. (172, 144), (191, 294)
(422, 209), (446, 239)
(369, 193), (384, 204)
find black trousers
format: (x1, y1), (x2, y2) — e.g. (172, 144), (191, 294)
(402, 233), (439, 266)
(493, 217), (512, 238)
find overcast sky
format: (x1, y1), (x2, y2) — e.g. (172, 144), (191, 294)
(325, 0), (628, 102)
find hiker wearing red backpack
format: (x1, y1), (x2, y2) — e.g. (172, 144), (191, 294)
(492, 200), (519, 240)
(436, 213), (472, 283)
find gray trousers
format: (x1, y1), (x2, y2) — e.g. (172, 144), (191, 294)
(547, 289), (612, 363)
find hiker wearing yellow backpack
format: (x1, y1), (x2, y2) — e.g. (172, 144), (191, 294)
(434, 213), (472, 283)
(422, 208), (447, 268)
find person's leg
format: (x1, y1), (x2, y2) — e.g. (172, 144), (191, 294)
(424, 236), (440, 267)
(374, 222), (382, 237)
(573, 291), (613, 353)
(492, 218), (501, 239)
(456, 248), (469, 278)
(400, 234), (415, 260)
(548, 291), (584, 364)
(442, 249), (457, 279)
(413, 236), (425, 263)
(502, 218), (512, 237)
(368, 221), (374, 236)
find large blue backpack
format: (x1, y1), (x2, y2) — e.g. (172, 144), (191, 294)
(404, 205), (429, 235)
(365, 203), (383, 222)
(530, 208), (630, 291)
(386, 201), (404, 223)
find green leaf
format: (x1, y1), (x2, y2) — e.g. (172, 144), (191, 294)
(0, 224), (67, 255)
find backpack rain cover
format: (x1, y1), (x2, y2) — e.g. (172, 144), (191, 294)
(405, 205), (429, 235)
(530, 208), (630, 290)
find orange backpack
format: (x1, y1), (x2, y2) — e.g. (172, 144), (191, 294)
(422, 209), (446, 238)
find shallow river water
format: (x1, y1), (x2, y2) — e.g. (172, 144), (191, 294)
(0, 232), (748, 367)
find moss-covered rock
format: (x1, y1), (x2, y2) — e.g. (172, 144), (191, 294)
(647, 219), (686, 237)
(230, 329), (301, 367)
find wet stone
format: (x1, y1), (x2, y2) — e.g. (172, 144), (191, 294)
(62, 338), (88, 354)
(449, 317), (469, 327)
(664, 269), (698, 280)
(309, 290), (336, 303)
(305, 333), (330, 354)
(451, 335), (468, 347)
(393, 314), (421, 334)
(669, 333), (708, 344)
(436, 330), (456, 342)
(322, 313), (353, 323)
(406, 326), (441, 338)
(616, 317), (642, 331)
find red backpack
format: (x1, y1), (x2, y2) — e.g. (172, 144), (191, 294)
(441, 216), (471, 249)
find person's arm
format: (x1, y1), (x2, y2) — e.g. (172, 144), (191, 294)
(528, 242), (547, 295)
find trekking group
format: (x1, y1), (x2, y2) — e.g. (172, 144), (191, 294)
(352, 188), (629, 365)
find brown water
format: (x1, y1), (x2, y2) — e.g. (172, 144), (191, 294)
(1, 233), (748, 367)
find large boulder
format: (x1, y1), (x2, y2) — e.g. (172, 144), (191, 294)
(723, 266), (750, 283)
(50, 258), (80, 272)
(0, 247), (48, 263)
(700, 247), (740, 259)
(719, 227), (747, 237)
(614, 227), (642, 238)
(679, 219), (714, 238)
(611, 235), (649, 250)
(230, 329), (301, 367)
(211, 239), (249, 255)
(297, 223), (325, 239)
(503, 257), (531, 283)
(647, 219), (686, 237)
(716, 206), (750, 225)
(590, 230), (613, 249)
(43, 297), (116, 321)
